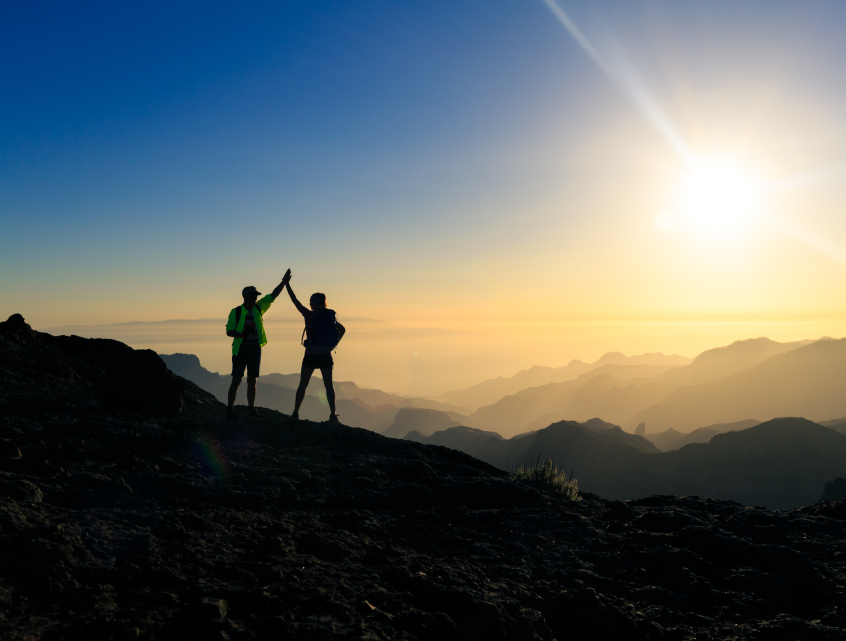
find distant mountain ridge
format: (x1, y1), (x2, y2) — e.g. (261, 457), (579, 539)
(437, 352), (692, 409)
(646, 419), (761, 451)
(381, 407), (463, 439)
(453, 337), (822, 437)
(463, 364), (676, 438)
(628, 338), (846, 431)
(660, 337), (814, 386)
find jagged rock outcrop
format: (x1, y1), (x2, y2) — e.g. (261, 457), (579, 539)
(822, 477), (846, 502)
(1, 316), (845, 639)
(634, 421), (646, 436)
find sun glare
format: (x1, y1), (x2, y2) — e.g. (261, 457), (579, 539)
(676, 163), (761, 238)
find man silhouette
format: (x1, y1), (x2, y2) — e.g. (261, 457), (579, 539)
(225, 269), (291, 420)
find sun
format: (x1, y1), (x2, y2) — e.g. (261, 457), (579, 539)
(676, 162), (762, 238)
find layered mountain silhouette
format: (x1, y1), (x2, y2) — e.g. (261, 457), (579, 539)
(646, 419), (761, 451)
(455, 337), (824, 437)
(813, 417), (846, 436)
(381, 407), (463, 439)
(406, 417), (846, 508)
(462, 364), (682, 439)
(438, 351), (691, 409)
(661, 337), (813, 386)
(628, 338), (846, 431)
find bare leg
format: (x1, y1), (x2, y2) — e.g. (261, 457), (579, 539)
(320, 366), (336, 415)
(247, 376), (257, 408)
(228, 376), (242, 408)
(294, 364), (315, 414)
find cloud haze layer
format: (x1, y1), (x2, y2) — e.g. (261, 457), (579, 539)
(41, 315), (832, 397)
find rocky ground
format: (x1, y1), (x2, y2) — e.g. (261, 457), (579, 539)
(1, 314), (846, 640)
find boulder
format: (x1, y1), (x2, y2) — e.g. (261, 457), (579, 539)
(0, 477), (43, 503)
(181, 598), (228, 620)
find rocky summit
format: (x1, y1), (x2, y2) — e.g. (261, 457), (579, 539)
(1, 314), (846, 641)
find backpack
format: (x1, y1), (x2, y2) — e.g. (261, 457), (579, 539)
(234, 304), (261, 327)
(302, 309), (343, 351)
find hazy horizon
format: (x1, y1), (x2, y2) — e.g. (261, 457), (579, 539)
(36, 315), (835, 397)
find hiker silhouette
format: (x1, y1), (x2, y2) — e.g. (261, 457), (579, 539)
(285, 273), (346, 422)
(224, 269), (291, 420)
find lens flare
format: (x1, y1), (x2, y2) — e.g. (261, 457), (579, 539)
(192, 432), (233, 484)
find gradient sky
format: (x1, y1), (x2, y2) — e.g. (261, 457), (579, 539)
(4, 1), (846, 394)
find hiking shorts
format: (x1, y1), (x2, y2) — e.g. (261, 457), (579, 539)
(302, 353), (333, 370)
(232, 344), (261, 378)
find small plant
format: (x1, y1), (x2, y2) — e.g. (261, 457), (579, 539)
(511, 457), (581, 501)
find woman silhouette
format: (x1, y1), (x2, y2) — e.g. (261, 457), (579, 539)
(286, 276), (345, 422)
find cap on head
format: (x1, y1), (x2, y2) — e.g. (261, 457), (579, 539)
(242, 286), (261, 297)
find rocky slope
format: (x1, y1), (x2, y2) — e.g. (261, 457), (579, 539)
(2, 314), (846, 640)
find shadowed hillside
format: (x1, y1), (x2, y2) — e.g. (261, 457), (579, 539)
(628, 418), (846, 508)
(408, 416), (846, 508)
(646, 419), (761, 451)
(408, 419), (660, 487)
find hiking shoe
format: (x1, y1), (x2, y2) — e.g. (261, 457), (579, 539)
(226, 407), (238, 421)
(248, 408), (264, 418)
(328, 413), (341, 424)
(291, 411), (299, 420)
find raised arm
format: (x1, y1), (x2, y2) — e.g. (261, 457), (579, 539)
(271, 269), (292, 299)
(286, 281), (309, 315)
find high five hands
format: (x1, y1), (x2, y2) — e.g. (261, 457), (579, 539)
(272, 269), (292, 299)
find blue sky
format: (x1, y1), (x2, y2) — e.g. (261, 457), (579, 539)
(4, 1), (846, 392)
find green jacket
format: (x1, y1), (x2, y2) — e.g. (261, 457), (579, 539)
(226, 295), (275, 355)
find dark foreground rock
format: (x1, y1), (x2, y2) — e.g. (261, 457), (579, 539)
(2, 315), (846, 640)
(1, 313), (186, 417)
(822, 478), (846, 502)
